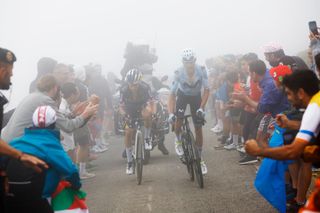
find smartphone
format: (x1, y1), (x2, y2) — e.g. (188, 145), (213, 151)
(309, 21), (319, 35)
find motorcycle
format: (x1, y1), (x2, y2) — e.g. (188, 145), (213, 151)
(143, 86), (170, 164)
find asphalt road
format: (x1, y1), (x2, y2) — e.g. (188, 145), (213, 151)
(83, 126), (276, 213)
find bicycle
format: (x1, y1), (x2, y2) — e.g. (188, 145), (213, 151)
(175, 114), (204, 188)
(129, 117), (145, 185)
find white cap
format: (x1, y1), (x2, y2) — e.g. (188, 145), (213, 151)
(32, 106), (57, 128)
(262, 42), (283, 53)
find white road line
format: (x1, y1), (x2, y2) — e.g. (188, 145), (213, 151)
(147, 186), (153, 212)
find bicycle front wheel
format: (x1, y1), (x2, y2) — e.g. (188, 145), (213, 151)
(182, 132), (194, 181)
(189, 132), (204, 188)
(135, 130), (143, 185)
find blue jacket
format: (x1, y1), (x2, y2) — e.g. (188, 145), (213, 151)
(9, 128), (81, 198)
(257, 71), (290, 117)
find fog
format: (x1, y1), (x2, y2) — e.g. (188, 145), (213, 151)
(0, 0), (319, 109)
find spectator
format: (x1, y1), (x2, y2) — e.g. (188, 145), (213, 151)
(1, 74), (98, 143)
(233, 60), (290, 163)
(85, 64), (111, 153)
(29, 57), (57, 93)
(245, 70), (320, 211)
(74, 66), (96, 179)
(0, 48), (48, 213)
(60, 82), (81, 161)
(262, 42), (309, 69)
(5, 106), (81, 213)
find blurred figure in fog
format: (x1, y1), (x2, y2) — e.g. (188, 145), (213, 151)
(85, 64), (112, 153)
(73, 66), (97, 179)
(29, 57), (57, 93)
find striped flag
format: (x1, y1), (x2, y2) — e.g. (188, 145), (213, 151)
(51, 181), (89, 213)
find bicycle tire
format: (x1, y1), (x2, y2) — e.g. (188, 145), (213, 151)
(143, 149), (150, 165)
(182, 132), (194, 181)
(136, 131), (143, 185)
(189, 132), (204, 188)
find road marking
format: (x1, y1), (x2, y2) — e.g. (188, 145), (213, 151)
(147, 186), (153, 212)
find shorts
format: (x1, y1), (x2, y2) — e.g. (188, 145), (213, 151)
(216, 84), (229, 103)
(88, 117), (103, 139)
(125, 103), (146, 129)
(230, 108), (241, 122)
(60, 132), (75, 152)
(258, 114), (275, 136)
(74, 126), (91, 146)
(242, 111), (260, 141)
(239, 109), (247, 125)
(176, 90), (203, 127)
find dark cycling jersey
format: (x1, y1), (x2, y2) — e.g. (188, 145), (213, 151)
(120, 81), (152, 116)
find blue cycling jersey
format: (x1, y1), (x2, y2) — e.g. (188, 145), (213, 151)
(171, 65), (209, 96)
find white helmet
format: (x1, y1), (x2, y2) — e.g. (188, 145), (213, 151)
(32, 106), (57, 128)
(182, 48), (196, 63)
(125, 68), (142, 84)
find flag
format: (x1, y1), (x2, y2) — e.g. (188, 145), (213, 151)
(51, 181), (89, 213)
(255, 125), (287, 213)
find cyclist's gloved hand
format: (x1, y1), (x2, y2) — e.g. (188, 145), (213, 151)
(196, 108), (205, 118)
(168, 113), (176, 124)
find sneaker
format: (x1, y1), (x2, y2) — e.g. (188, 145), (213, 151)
(98, 146), (108, 153)
(224, 143), (237, 150)
(145, 138), (152, 150)
(101, 140), (110, 146)
(158, 143), (169, 155)
(126, 162), (134, 175)
(286, 200), (305, 213)
(237, 146), (246, 154)
(175, 140), (184, 156)
(239, 155), (258, 165)
(80, 172), (96, 180)
(212, 126), (223, 134)
(210, 125), (219, 132)
(91, 145), (108, 153)
(200, 161), (208, 175)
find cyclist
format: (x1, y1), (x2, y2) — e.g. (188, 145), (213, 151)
(168, 49), (210, 175)
(119, 69), (155, 175)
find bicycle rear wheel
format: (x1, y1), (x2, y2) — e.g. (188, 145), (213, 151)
(135, 131), (143, 185)
(143, 149), (150, 165)
(182, 132), (194, 181)
(189, 132), (204, 188)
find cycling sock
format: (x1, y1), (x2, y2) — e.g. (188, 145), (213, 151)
(144, 127), (151, 139)
(175, 133), (182, 142)
(233, 134), (239, 145)
(126, 147), (133, 163)
(197, 146), (203, 159)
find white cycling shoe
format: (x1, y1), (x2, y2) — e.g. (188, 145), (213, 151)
(126, 162), (134, 175)
(175, 140), (184, 156)
(200, 161), (208, 175)
(144, 138), (153, 150)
